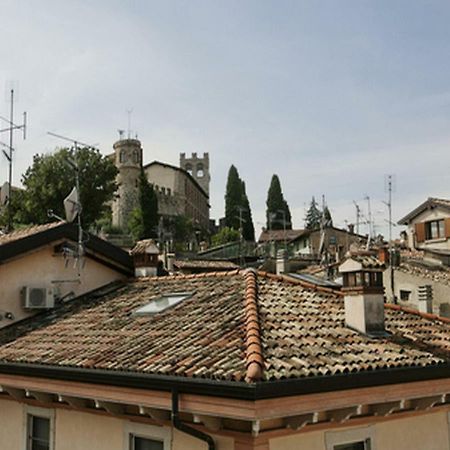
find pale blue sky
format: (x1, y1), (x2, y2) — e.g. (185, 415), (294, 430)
(1, 0), (449, 236)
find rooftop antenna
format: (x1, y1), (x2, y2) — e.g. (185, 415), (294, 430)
(353, 201), (361, 235)
(0, 87), (27, 232)
(364, 195), (373, 249)
(127, 109), (133, 139)
(383, 174), (396, 303)
(47, 131), (98, 277)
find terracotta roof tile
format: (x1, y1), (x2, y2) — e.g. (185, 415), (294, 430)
(0, 271), (448, 383)
(0, 221), (63, 246)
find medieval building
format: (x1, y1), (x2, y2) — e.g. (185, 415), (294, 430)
(111, 138), (210, 232)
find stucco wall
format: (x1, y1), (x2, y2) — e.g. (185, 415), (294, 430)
(0, 245), (126, 327)
(406, 206), (450, 250)
(269, 410), (450, 450)
(0, 399), (234, 450)
(384, 267), (450, 317)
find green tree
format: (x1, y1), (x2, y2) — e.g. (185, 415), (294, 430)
(241, 181), (255, 241)
(18, 147), (118, 228)
(266, 174), (292, 230)
(305, 197), (322, 230)
(211, 226), (240, 247)
(224, 165), (255, 241)
(139, 169), (158, 238)
(323, 205), (333, 227)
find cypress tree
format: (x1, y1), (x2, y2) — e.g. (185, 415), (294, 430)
(139, 168), (158, 238)
(323, 205), (333, 227)
(266, 174), (292, 230)
(224, 165), (255, 241)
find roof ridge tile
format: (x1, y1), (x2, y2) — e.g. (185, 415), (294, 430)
(385, 303), (450, 324)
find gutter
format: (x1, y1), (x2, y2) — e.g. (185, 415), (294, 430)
(0, 361), (448, 401)
(172, 390), (215, 450)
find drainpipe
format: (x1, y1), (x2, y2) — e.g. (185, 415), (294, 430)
(172, 390), (216, 450)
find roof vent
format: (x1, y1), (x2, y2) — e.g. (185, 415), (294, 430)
(339, 255), (386, 336)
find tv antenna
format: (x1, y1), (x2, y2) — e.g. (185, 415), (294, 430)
(0, 88), (27, 232)
(127, 109), (133, 139)
(383, 174), (396, 302)
(47, 131), (98, 277)
(352, 201), (362, 235)
(364, 195), (373, 248)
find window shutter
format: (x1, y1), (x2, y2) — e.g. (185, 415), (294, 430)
(445, 218), (450, 238)
(415, 223), (426, 243)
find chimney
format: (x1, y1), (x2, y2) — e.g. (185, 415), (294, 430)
(339, 255), (386, 335)
(276, 249), (289, 275)
(130, 239), (160, 277)
(348, 223), (355, 234)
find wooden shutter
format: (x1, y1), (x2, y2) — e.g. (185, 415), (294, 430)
(415, 222), (426, 243)
(445, 218), (450, 238)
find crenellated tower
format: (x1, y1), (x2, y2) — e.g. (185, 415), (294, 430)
(180, 152), (210, 196)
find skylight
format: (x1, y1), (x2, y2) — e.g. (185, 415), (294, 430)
(134, 292), (193, 315)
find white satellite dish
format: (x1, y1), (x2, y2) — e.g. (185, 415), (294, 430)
(63, 187), (79, 222)
(0, 182), (9, 206)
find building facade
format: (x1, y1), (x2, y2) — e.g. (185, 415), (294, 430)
(111, 139), (210, 232)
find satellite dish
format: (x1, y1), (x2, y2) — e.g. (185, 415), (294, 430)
(63, 187), (79, 222)
(0, 182), (9, 206)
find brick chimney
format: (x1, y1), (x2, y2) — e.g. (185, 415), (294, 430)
(339, 255), (386, 335)
(130, 239), (160, 277)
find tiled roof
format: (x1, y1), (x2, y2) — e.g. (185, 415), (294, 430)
(397, 262), (450, 287)
(0, 271), (447, 383)
(398, 197), (450, 224)
(173, 260), (239, 270)
(258, 229), (306, 243)
(0, 221), (63, 246)
(130, 239), (159, 255)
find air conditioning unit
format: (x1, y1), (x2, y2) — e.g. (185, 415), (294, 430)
(21, 287), (55, 309)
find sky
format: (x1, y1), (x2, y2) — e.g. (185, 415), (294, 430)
(1, 0), (449, 238)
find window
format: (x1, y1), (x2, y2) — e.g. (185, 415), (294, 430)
(197, 164), (204, 177)
(130, 435), (163, 450)
(325, 426), (374, 450)
(120, 151), (127, 163)
(125, 421), (170, 450)
(425, 219), (445, 240)
(25, 407), (54, 450)
(134, 292), (193, 315)
(334, 442), (369, 450)
(400, 289), (411, 301)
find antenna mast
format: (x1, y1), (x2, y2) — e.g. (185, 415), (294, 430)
(47, 131), (98, 277)
(353, 201), (361, 235)
(0, 88), (27, 232)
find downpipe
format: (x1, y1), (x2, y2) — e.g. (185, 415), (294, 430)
(172, 390), (216, 450)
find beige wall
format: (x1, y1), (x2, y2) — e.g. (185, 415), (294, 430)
(0, 245), (126, 328)
(0, 399), (234, 450)
(407, 207), (450, 250)
(269, 410), (450, 450)
(384, 267), (450, 317)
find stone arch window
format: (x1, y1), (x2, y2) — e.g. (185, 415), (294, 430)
(185, 163), (193, 176)
(133, 150), (140, 164)
(119, 151), (126, 163)
(196, 164), (204, 178)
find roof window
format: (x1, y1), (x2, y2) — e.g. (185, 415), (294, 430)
(134, 292), (193, 315)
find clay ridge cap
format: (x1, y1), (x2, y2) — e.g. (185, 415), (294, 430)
(385, 303), (450, 324)
(243, 268), (264, 383)
(256, 270), (344, 297)
(134, 269), (241, 282)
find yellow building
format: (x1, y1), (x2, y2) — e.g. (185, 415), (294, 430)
(0, 268), (447, 450)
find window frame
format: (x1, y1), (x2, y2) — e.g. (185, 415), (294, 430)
(23, 406), (55, 450)
(425, 219), (445, 240)
(124, 422), (171, 450)
(325, 426), (374, 450)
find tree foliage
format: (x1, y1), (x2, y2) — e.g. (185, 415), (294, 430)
(15, 147), (118, 228)
(266, 174), (292, 230)
(138, 168), (158, 239)
(305, 197), (322, 230)
(224, 165), (255, 241)
(211, 226), (240, 247)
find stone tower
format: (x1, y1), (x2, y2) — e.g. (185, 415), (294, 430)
(112, 139), (143, 230)
(179, 152), (210, 196)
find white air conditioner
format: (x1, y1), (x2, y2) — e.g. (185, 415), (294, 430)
(22, 287), (55, 309)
